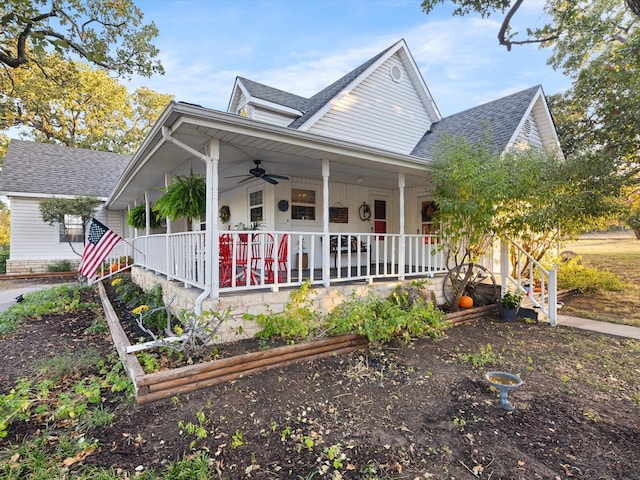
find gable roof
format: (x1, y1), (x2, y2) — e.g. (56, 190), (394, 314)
(411, 85), (543, 159)
(0, 139), (130, 198)
(287, 44), (395, 129)
(290, 39), (441, 130)
(233, 77), (310, 113)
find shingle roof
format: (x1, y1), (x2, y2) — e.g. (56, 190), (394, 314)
(287, 44), (395, 129)
(0, 140), (130, 198)
(411, 85), (541, 159)
(237, 77), (310, 112)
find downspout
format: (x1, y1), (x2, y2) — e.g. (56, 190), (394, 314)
(161, 127), (220, 315)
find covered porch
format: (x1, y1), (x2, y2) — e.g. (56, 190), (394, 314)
(103, 102), (557, 324)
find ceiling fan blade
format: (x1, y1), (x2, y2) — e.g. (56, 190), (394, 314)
(266, 174), (289, 180)
(262, 176), (278, 185)
(237, 176), (255, 184)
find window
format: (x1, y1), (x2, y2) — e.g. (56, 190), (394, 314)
(249, 189), (263, 223)
(60, 214), (83, 243)
(291, 188), (316, 221)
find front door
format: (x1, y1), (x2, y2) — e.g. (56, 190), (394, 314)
(371, 196), (390, 274)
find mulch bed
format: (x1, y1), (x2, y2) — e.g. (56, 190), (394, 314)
(1, 281), (639, 479)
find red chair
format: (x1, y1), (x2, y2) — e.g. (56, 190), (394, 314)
(219, 234), (233, 287)
(276, 234), (289, 283)
(220, 233), (249, 286)
(250, 233), (274, 284)
(235, 234), (249, 285)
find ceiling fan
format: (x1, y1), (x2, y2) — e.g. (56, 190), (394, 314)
(228, 159), (289, 185)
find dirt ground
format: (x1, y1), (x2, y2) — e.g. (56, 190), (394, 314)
(1, 282), (639, 479)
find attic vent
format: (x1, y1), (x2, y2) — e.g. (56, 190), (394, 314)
(523, 118), (532, 137)
(390, 64), (403, 83)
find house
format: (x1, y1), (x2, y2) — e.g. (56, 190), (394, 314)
(0, 140), (129, 273)
(0, 39), (561, 330)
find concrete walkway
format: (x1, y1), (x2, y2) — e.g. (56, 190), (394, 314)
(556, 314), (640, 340)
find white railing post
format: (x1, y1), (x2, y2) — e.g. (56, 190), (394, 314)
(500, 238), (509, 296)
(549, 267), (558, 326)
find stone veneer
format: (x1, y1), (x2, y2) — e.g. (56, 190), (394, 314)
(131, 267), (446, 344)
(6, 259), (80, 274)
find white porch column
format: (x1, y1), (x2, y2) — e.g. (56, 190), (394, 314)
(164, 173), (173, 281)
(322, 160), (330, 288)
(144, 190), (151, 236)
(204, 140), (220, 300)
(398, 173), (405, 281)
(164, 173), (173, 234)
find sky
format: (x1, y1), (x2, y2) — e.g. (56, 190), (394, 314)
(128, 0), (572, 118)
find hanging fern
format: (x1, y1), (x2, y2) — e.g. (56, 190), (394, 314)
(153, 171), (206, 224)
(127, 203), (163, 229)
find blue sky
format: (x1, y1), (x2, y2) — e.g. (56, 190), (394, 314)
(130, 0), (570, 117)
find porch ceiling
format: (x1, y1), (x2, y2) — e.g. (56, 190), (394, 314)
(107, 103), (433, 210)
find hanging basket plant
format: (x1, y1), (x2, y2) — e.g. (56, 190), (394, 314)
(153, 171), (206, 226)
(127, 203), (164, 230)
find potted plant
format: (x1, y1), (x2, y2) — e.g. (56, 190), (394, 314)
(153, 171), (206, 231)
(498, 290), (524, 321)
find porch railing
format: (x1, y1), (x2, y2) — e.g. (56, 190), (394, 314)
(98, 230), (448, 292)
(500, 237), (558, 326)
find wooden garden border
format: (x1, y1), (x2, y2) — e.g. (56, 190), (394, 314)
(98, 283), (495, 404)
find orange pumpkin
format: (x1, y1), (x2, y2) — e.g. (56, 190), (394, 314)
(110, 263), (120, 273)
(459, 295), (474, 309)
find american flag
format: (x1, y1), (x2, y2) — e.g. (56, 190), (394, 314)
(79, 219), (122, 278)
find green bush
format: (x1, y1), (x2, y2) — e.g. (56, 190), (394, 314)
(246, 281), (322, 340)
(325, 287), (448, 344)
(112, 276), (168, 335)
(556, 257), (626, 294)
(0, 248), (9, 274)
(47, 259), (73, 272)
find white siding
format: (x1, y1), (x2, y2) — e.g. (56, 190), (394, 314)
(252, 107), (297, 127)
(514, 113), (543, 148)
(308, 53), (435, 154)
(10, 197), (82, 261)
(228, 90), (246, 114)
(8, 197), (120, 261)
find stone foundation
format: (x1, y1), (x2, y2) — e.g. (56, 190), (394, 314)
(5, 259), (80, 274)
(131, 267), (445, 343)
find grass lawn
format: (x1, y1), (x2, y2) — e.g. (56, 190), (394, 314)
(561, 234), (640, 327)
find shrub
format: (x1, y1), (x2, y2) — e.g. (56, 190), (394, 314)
(112, 276), (168, 335)
(325, 287), (448, 344)
(556, 257), (626, 294)
(47, 259), (73, 272)
(246, 281), (322, 340)
(0, 247), (9, 274)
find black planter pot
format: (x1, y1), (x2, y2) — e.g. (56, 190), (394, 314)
(498, 304), (519, 322)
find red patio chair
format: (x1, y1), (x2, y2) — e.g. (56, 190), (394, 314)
(219, 234), (233, 287)
(276, 234), (289, 283)
(250, 233), (274, 284)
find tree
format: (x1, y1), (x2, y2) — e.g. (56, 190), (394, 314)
(0, 0), (163, 79)
(429, 132), (627, 310)
(423, 0), (640, 238)
(421, 0), (639, 52)
(429, 135), (507, 311)
(0, 201), (10, 247)
(39, 196), (101, 255)
(0, 54), (173, 154)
